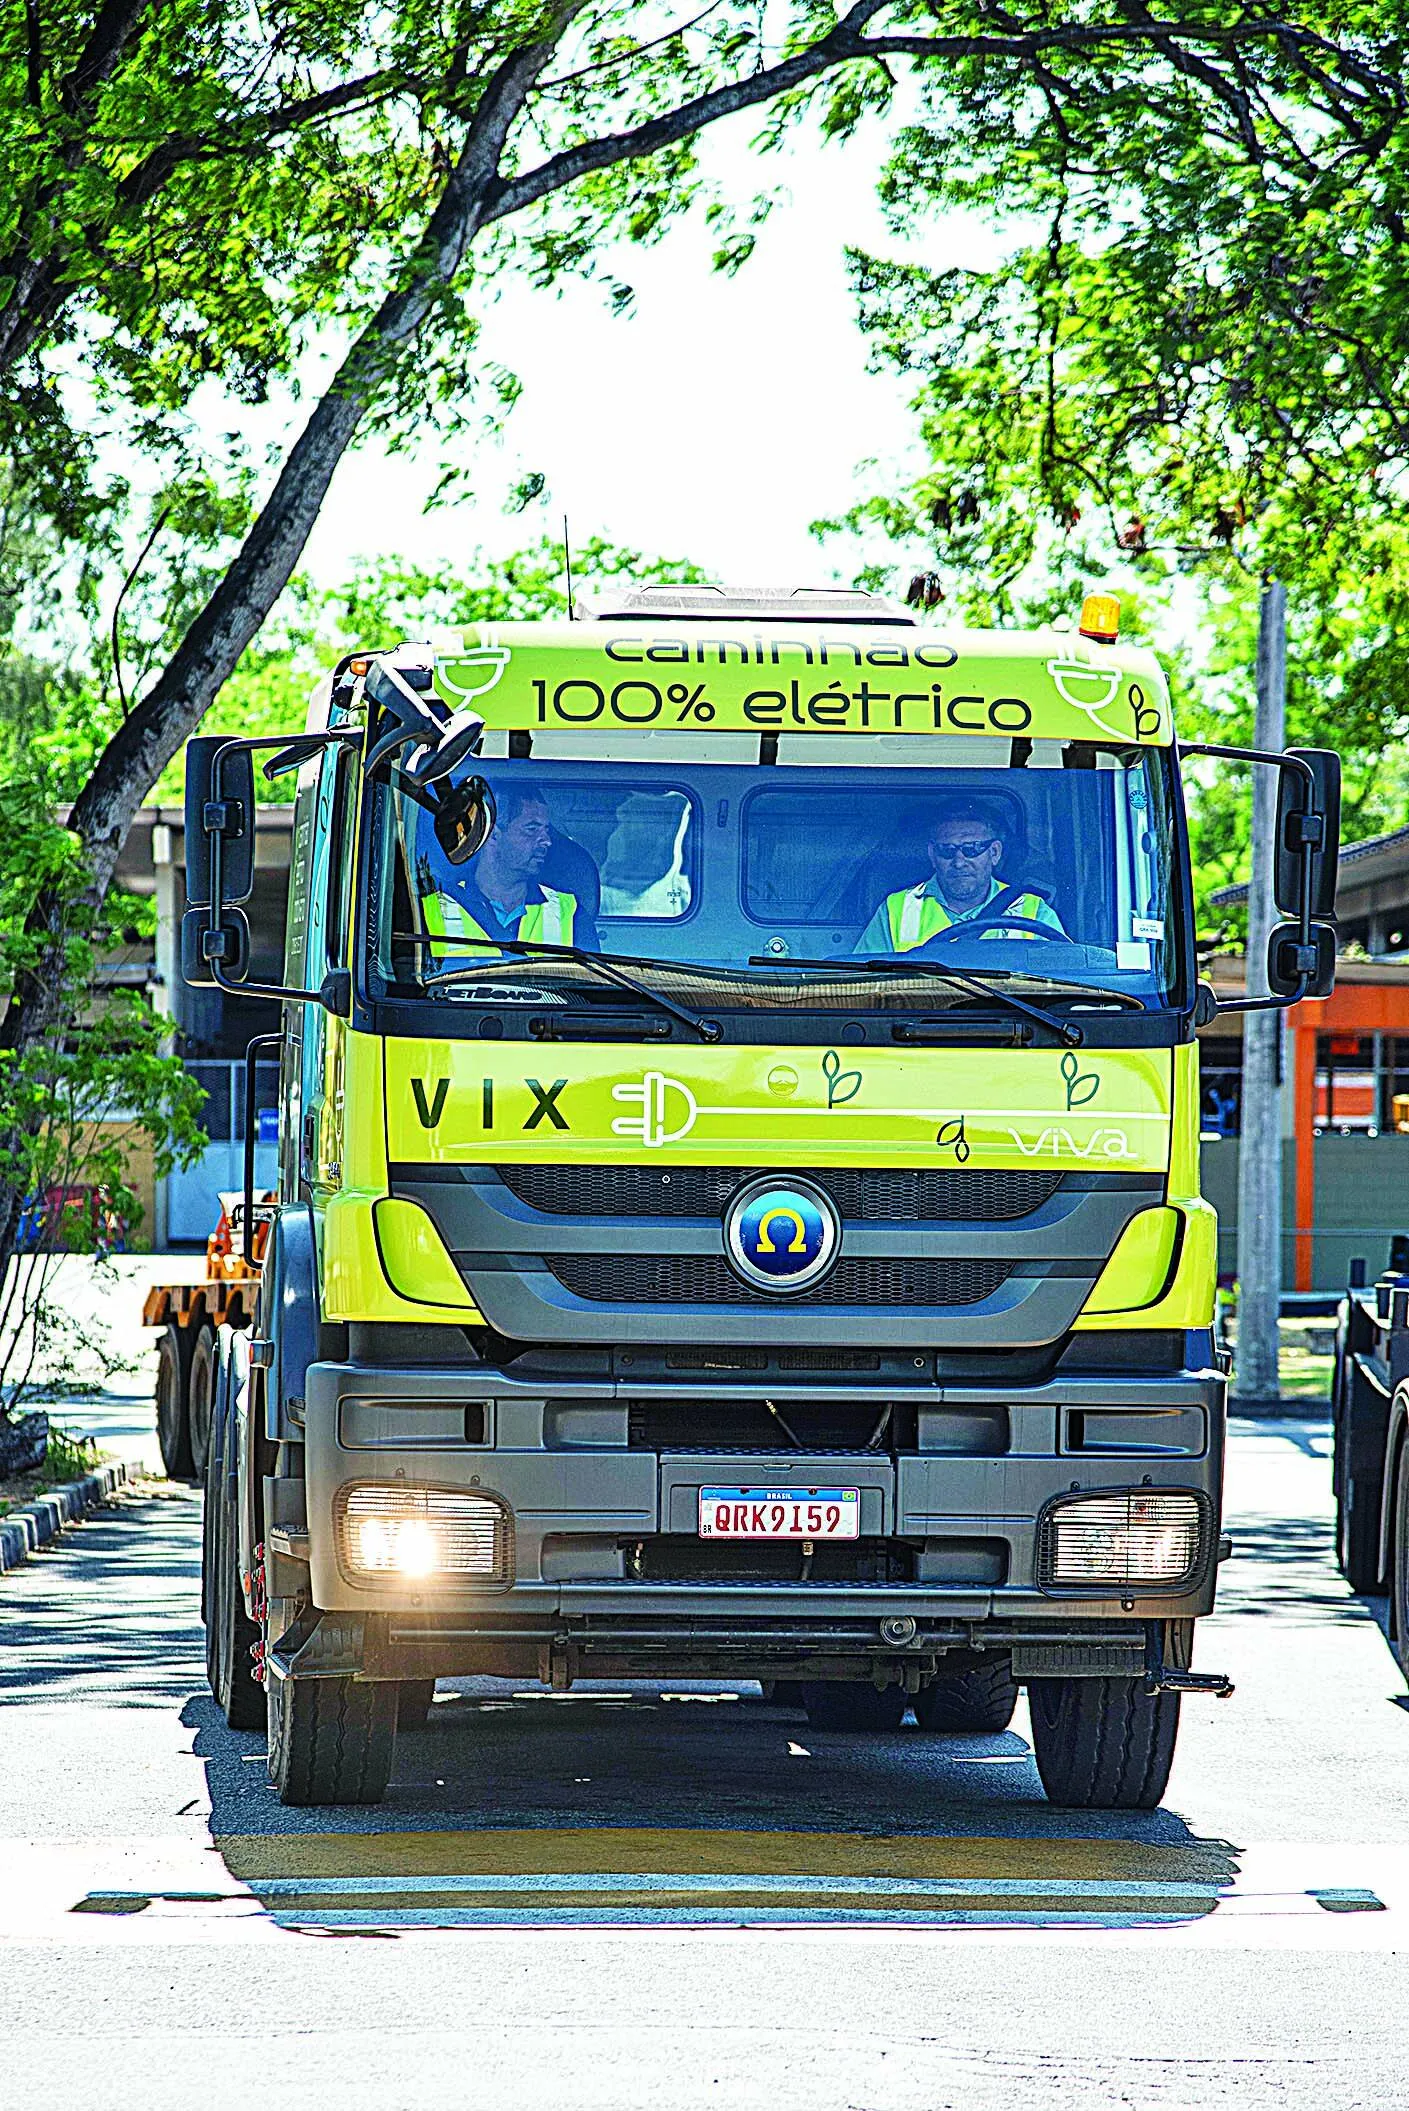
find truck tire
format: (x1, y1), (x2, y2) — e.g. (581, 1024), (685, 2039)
(267, 1672), (397, 1806)
(913, 1657), (1019, 1734)
(1337, 1473), (1384, 1594)
(396, 1678), (437, 1730)
(187, 1324), (217, 1481)
(204, 1414), (264, 1731)
(1392, 1443), (1409, 1685)
(802, 1681), (907, 1732)
(1333, 1353), (1385, 1592)
(1028, 1675), (1179, 1810)
(155, 1324), (195, 1480)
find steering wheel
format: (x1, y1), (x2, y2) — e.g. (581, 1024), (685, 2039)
(909, 911), (1063, 949)
(899, 881), (1065, 952)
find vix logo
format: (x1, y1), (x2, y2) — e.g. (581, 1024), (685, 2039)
(724, 1177), (840, 1296)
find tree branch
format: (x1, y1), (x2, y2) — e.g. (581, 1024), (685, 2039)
(62, 8), (589, 894)
(109, 507), (170, 719)
(486, 0), (887, 223)
(111, 67), (419, 217)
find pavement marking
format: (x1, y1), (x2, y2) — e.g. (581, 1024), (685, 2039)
(215, 1828), (1239, 1885)
(64, 1872), (1389, 1934)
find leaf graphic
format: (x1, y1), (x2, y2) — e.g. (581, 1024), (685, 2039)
(1061, 1050), (1100, 1111)
(935, 1116), (969, 1162)
(822, 1049), (863, 1108)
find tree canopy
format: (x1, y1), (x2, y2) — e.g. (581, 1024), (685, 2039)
(824, 2), (1409, 921)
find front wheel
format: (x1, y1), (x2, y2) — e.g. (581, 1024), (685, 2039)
(204, 1408), (263, 1731)
(267, 1671), (397, 1806)
(914, 1657), (1018, 1734)
(1028, 1675), (1179, 1809)
(802, 1682), (907, 1732)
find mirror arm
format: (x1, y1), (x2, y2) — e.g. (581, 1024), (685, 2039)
(1212, 984), (1308, 1016)
(241, 1032), (282, 1260)
(1179, 741), (1320, 1017)
(204, 728), (363, 1011)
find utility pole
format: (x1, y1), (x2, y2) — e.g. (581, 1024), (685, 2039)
(1234, 578), (1287, 1408)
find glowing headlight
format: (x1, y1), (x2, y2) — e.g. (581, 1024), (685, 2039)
(1040, 1491), (1205, 1592)
(336, 1485), (510, 1584)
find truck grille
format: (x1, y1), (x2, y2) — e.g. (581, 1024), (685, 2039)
(546, 1254), (1012, 1308)
(497, 1163), (1062, 1222)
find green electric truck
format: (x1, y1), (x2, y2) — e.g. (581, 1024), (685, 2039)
(182, 582), (1340, 1807)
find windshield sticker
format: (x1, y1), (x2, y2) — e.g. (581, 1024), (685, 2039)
(435, 648), (510, 703)
(1132, 916), (1165, 941)
(432, 624), (1173, 743)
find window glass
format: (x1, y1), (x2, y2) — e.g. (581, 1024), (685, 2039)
(367, 745), (1179, 1021)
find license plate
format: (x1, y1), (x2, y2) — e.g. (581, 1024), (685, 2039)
(698, 1486), (861, 1540)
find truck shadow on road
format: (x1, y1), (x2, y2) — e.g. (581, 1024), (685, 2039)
(182, 1681), (1241, 1931)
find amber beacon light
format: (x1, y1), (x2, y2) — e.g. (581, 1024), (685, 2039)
(1078, 592), (1122, 643)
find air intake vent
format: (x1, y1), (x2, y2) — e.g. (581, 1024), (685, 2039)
(498, 1163), (1062, 1223)
(547, 1254), (1012, 1308)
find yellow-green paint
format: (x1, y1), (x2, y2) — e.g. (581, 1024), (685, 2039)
(323, 1188), (482, 1323)
(383, 1040), (1173, 1172)
(1167, 1040), (1203, 1199)
(432, 619), (1172, 745)
(1074, 1200), (1217, 1331)
(319, 1034), (1218, 1328)
(373, 1196), (478, 1309)
(1079, 1207), (1179, 1315)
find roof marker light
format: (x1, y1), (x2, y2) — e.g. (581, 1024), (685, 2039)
(1079, 593), (1121, 644)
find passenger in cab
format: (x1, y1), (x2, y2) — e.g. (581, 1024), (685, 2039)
(857, 797), (1064, 954)
(421, 782), (600, 958)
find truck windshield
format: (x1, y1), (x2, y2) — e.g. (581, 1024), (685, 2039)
(365, 736), (1181, 1021)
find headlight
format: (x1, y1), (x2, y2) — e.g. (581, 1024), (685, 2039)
(336, 1485), (511, 1585)
(1039, 1490), (1206, 1593)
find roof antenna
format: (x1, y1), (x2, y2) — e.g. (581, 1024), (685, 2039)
(562, 514), (576, 622)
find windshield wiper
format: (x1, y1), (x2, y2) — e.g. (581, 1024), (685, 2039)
(747, 953), (1085, 1046)
(420, 936), (722, 1043)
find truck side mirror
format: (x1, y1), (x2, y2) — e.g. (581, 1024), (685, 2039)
(1275, 748), (1340, 918)
(180, 903), (251, 986)
(1267, 919), (1336, 1000)
(185, 736), (256, 908)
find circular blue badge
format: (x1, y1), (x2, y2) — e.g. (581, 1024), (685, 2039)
(723, 1177), (840, 1295)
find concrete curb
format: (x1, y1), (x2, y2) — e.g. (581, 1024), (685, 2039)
(0, 1460), (137, 1574)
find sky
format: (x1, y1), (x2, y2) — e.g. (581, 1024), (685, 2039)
(287, 118), (961, 597)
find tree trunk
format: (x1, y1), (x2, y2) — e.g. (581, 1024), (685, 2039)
(0, 28), (567, 1298)
(1233, 578), (1287, 1409)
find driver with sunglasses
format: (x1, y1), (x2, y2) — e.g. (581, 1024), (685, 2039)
(857, 797), (1065, 954)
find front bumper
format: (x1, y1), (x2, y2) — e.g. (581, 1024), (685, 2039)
(294, 1346), (1225, 1660)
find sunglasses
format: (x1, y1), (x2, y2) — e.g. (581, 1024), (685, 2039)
(933, 838), (997, 862)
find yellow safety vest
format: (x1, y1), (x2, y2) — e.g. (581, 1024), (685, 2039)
(885, 881), (1045, 952)
(422, 886), (578, 958)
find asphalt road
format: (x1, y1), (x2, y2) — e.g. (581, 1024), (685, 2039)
(0, 1415), (1405, 2111)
